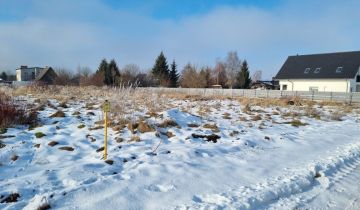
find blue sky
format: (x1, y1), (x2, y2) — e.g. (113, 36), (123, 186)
(102, 0), (280, 19)
(0, 0), (359, 79)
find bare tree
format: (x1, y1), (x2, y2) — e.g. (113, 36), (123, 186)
(198, 67), (213, 88)
(252, 70), (262, 82)
(225, 51), (241, 88)
(77, 66), (93, 86)
(120, 64), (141, 87)
(213, 61), (228, 88)
(54, 68), (74, 86)
(180, 63), (200, 88)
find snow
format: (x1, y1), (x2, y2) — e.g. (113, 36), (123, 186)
(0, 96), (359, 210)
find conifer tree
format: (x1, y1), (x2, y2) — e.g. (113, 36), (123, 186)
(0, 72), (7, 81)
(96, 59), (109, 85)
(108, 59), (120, 85)
(236, 60), (252, 89)
(169, 60), (179, 87)
(151, 51), (170, 86)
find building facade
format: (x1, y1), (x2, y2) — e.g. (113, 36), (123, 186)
(16, 66), (45, 81)
(15, 65), (57, 84)
(275, 51), (360, 92)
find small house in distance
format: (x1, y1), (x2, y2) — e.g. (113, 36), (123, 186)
(275, 51), (360, 92)
(16, 66), (57, 84)
(250, 80), (279, 90)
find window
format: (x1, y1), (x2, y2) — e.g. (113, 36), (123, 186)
(357, 75), (360, 82)
(304, 68), (310, 74)
(314, 67), (321, 73)
(282, 85), (287, 90)
(309, 86), (318, 92)
(336, 67), (343, 73)
(356, 85), (360, 92)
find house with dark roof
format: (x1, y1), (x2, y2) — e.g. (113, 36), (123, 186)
(16, 66), (57, 84)
(275, 51), (360, 92)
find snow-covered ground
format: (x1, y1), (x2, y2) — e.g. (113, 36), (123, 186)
(0, 94), (359, 210)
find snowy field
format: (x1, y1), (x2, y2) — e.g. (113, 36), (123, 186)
(0, 87), (360, 210)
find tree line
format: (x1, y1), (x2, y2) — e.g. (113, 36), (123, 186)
(1, 51), (258, 88)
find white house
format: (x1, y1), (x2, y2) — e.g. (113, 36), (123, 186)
(275, 51), (360, 92)
(16, 66), (45, 81)
(15, 65), (57, 84)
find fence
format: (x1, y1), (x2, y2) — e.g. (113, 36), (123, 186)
(140, 88), (360, 103)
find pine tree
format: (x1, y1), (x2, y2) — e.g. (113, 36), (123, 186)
(151, 51), (170, 86)
(108, 59), (120, 85)
(0, 72), (7, 81)
(236, 60), (252, 89)
(169, 60), (179, 87)
(96, 59), (109, 85)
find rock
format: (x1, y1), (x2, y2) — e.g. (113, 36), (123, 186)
(0, 193), (20, 203)
(264, 136), (271, 140)
(115, 137), (124, 143)
(87, 112), (95, 116)
(0, 135), (16, 139)
(37, 203), (51, 210)
(11, 155), (19, 161)
(33, 143), (40, 148)
(166, 131), (175, 138)
(48, 141), (59, 147)
(89, 126), (103, 131)
(187, 123), (200, 128)
(191, 133), (221, 143)
(314, 172), (322, 178)
(77, 124), (85, 129)
(229, 130), (240, 137)
(0, 141), (6, 149)
(58, 146), (74, 151)
(96, 147), (104, 152)
(105, 160), (114, 165)
(72, 111), (81, 116)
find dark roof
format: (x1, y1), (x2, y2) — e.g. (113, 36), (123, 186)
(35, 67), (56, 81)
(275, 51), (360, 79)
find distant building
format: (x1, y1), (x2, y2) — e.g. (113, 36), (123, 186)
(275, 51), (360, 92)
(250, 80), (279, 90)
(16, 65), (57, 84)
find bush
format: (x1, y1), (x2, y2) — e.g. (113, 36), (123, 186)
(35, 132), (46, 138)
(0, 91), (35, 129)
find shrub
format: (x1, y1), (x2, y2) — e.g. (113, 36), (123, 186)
(289, 120), (308, 127)
(35, 132), (46, 138)
(0, 91), (35, 129)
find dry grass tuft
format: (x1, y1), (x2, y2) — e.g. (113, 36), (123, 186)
(158, 119), (179, 128)
(50, 110), (65, 118)
(137, 121), (155, 133)
(330, 111), (344, 121)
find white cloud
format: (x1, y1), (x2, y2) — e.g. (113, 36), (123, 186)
(0, 0), (359, 79)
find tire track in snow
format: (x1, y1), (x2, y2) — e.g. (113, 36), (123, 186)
(174, 141), (360, 210)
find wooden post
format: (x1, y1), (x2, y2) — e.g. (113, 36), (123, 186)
(102, 100), (111, 160)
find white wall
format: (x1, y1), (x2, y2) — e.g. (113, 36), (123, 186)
(279, 79), (352, 92)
